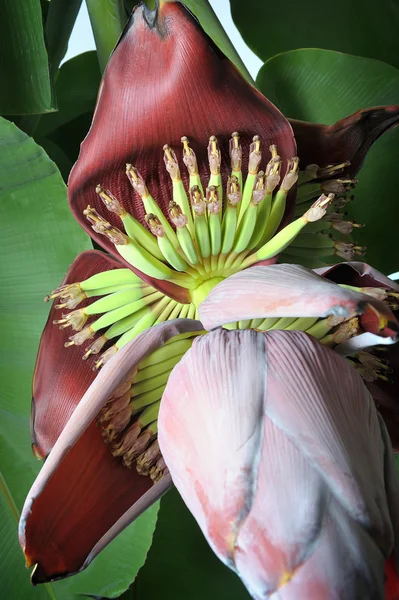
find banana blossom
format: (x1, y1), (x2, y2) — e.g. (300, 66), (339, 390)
(19, 1), (399, 597)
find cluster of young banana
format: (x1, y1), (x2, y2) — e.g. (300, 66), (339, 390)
(282, 162), (365, 269)
(44, 133), (378, 374)
(47, 269), (197, 368)
(85, 134), (337, 290)
(97, 330), (201, 479)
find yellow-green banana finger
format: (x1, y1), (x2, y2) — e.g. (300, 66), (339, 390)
(115, 297), (170, 349)
(139, 338), (194, 369)
(173, 179), (195, 236)
(85, 288), (154, 316)
(234, 203), (258, 253)
(155, 298), (179, 324)
(92, 292), (163, 331)
(267, 317), (298, 330)
(131, 387), (165, 412)
(177, 303), (191, 319)
(189, 173), (204, 197)
(116, 240), (190, 284)
(229, 132), (243, 189)
(195, 216), (211, 259)
(105, 306), (151, 339)
(244, 197), (334, 266)
(177, 227), (199, 265)
(248, 192), (272, 250)
(80, 269), (142, 291)
(85, 283), (149, 298)
(209, 212), (221, 255)
(168, 303), (184, 320)
(142, 193), (178, 248)
(221, 205), (238, 255)
(232, 169), (242, 191)
(187, 303), (196, 319)
(139, 400), (161, 427)
(250, 318), (264, 329)
(306, 318), (334, 340)
(258, 189), (287, 246)
(158, 235), (189, 271)
(132, 370), (171, 397)
(255, 317), (279, 331)
(121, 213), (165, 261)
(284, 317), (319, 331)
(238, 172), (256, 224)
(208, 173), (223, 210)
(134, 353), (185, 383)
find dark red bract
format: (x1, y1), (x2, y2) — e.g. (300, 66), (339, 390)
(68, 1), (296, 298)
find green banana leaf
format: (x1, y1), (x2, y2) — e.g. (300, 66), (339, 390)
(230, 0), (399, 70)
(37, 52), (101, 138)
(256, 49), (399, 274)
(0, 1), (55, 115)
(134, 489), (251, 599)
(36, 138), (74, 182)
(45, 0), (83, 75)
(34, 51), (101, 178)
(0, 117), (159, 599)
(86, 0), (127, 72)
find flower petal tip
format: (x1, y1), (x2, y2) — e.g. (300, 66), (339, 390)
(23, 553), (34, 570)
(30, 563), (65, 586)
(31, 443), (45, 461)
(292, 104), (399, 178)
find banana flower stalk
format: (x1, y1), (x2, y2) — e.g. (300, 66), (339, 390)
(19, 1), (399, 597)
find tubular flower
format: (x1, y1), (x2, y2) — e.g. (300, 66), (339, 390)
(19, 0), (399, 595)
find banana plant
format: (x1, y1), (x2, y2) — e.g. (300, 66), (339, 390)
(16, 2), (399, 599)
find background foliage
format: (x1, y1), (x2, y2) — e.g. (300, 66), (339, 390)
(1, 0), (398, 598)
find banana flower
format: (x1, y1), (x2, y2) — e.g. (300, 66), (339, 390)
(19, 1), (399, 597)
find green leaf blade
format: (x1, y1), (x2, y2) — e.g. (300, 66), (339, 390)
(231, 0), (399, 69)
(37, 51), (101, 137)
(45, 0), (83, 75)
(86, 0), (127, 72)
(256, 49), (399, 273)
(0, 1), (55, 115)
(135, 489), (251, 599)
(56, 504), (160, 599)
